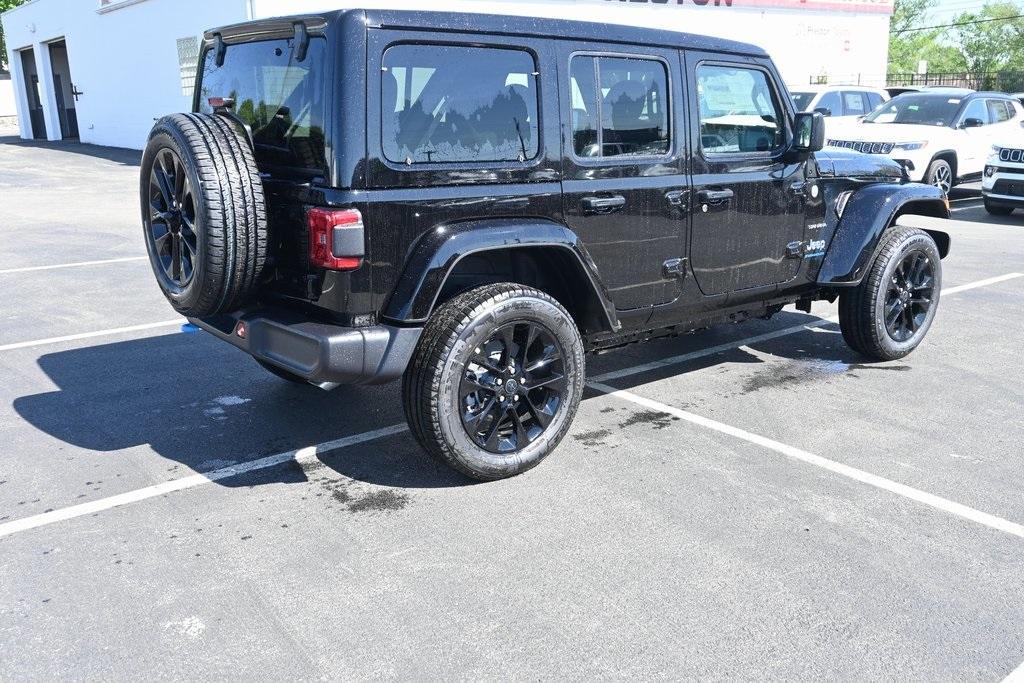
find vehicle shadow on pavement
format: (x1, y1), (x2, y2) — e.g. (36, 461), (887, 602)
(0, 136), (141, 166)
(13, 310), (875, 490)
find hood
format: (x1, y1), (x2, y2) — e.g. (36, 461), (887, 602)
(814, 149), (905, 182)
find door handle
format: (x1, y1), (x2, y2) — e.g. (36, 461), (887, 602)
(581, 194), (626, 215)
(665, 189), (688, 208)
(696, 188), (734, 205)
(789, 180), (808, 195)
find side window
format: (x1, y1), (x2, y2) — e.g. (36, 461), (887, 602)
(697, 64), (786, 154)
(381, 44), (539, 164)
(569, 55), (670, 158)
(988, 99), (1011, 123)
(961, 99), (990, 125)
(843, 92), (867, 116)
(866, 92), (884, 111)
(816, 90), (842, 116)
(1007, 102), (1020, 120)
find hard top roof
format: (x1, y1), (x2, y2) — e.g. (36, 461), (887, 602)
(207, 8), (768, 57)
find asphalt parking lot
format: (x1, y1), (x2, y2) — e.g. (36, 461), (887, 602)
(1, 136), (1023, 680)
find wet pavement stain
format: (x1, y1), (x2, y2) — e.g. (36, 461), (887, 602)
(742, 359), (912, 395)
(318, 476), (411, 513)
(575, 429), (611, 447)
(618, 410), (679, 430)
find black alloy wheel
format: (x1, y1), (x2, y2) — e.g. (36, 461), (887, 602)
(883, 249), (935, 343)
(147, 148), (198, 291)
(460, 321), (567, 454)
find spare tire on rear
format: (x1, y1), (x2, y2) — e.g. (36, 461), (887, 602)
(140, 113), (267, 317)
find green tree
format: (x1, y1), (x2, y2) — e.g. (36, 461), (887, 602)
(952, 2), (1024, 76)
(1, 0), (31, 71)
(888, 0), (967, 74)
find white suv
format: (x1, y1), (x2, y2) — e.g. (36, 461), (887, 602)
(983, 145), (1024, 215)
(824, 91), (1024, 194)
(789, 85), (889, 125)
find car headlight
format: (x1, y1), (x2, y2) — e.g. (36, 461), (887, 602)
(894, 141), (928, 151)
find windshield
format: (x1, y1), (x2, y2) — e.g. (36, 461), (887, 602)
(863, 94), (961, 126)
(790, 92), (815, 111)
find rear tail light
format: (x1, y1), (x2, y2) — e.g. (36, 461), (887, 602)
(307, 207), (364, 271)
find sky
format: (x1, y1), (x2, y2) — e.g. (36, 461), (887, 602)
(930, 0), (997, 22)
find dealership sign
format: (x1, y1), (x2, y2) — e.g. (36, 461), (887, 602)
(603, 0), (894, 13)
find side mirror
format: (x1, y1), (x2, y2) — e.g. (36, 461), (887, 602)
(794, 112), (825, 152)
(814, 107), (832, 117)
(961, 118), (984, 129)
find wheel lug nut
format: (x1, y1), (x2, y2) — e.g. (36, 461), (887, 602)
(520, 377), (526, 383)
(514, 395), (520, 401)
(475, 347), (481, 354)
(496, 379), (503, 385)
(499, 396), (506, 402)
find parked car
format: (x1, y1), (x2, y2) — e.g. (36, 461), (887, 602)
(983, 144), (1024, 215)
(825, 91), (1023, 194)
(140, 10), (950, 480)
(886, 86), (920, 98)
(789, 85), (889, 123)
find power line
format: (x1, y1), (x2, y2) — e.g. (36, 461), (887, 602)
(895, 13), (1024, 33)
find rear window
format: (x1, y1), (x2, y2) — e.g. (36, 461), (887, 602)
(197, 37), (327, 178)
(382, 44), (539, 165)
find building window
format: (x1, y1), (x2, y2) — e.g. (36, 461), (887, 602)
(177, 37), (199, 99)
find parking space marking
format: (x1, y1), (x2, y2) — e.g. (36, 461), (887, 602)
(0, 256), (148, 275)
(0, 319), (184, 353)
(0, 273), (1019, 540)
(592, 272), (1023, 384)
(0, 424), (407, 539)
(589, 382), (1024, 540)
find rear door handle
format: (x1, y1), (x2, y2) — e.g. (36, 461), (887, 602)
(790, 180), (808, 194)
(696, 188), (734, 205)
(581, 194), (626, 215)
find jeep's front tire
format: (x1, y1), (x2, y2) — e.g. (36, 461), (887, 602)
(839, 227), (942, 361)
(402, 284), (585, 481)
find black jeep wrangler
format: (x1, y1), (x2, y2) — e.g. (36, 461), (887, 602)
(140, 10), (951, 480)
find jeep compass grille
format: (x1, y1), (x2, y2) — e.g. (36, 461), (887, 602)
(999, 148), (1024, 163)
(827, 140), (895, 155)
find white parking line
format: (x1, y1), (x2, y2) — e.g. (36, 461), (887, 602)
(0, 424), (407, 539)
(591, 272), (1023, 384)
(589, 382), (1024, 540)
(0, 272), (1020, 539)
(0, 256), (148, 274)
(0, 319), (184, 353)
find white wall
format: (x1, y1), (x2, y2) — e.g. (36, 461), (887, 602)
(2, 0), (891, 149)
(253, 0), (892, 88)
(1, 0), (247, 147)
(0, 75), (16, 117)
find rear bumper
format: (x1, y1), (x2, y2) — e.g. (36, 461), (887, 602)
(191, 308), (421, 387)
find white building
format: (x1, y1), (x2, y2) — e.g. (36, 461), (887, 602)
(1, 0), (894, 149)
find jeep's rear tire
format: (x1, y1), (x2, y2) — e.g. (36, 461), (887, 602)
(140, 113), (267, 317)
(924, 158), (953, 195)
(402, 284), (585, 481)
(984, 199), (1014, 216)
(839, 226), (941, 361)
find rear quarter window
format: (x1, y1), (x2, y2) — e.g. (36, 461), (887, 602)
(381, 44), (540, 165)
(197, 37), (327, 178)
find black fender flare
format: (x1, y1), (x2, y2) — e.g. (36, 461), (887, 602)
(817, 183), (951, 287)
(382, 217), (618, 330)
